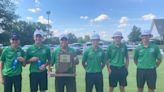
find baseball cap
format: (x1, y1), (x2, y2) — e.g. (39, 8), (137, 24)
(34, 29), (44, 37)
(10, 33), (19, 40)
(140, 30), (152, 37)
(59, 34), (68, 41)
(91, 34), (100, 40)
(112, 31), (123, 38)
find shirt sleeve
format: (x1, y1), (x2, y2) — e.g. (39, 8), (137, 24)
(155, 46), (162, 61)
(0, 48), (7, 62)
(46, 47), (51, 63)
(51, 50), (57, 65)
(102, 50), (106, 64)
(106, 46), (111, 62)
(124, 44), (128, 57)
(82, 50), (88, 63)
(134, 47), (139, 61)
(25, 48), (30, 61)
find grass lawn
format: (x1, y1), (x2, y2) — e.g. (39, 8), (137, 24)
(0, 54), (164, 92)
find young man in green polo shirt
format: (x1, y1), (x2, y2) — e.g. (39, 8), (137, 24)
(0, 34), (26, 92)
(106, 31), (129, 92)
(82, 34), (106, 92)
(50, 34), (79, 92)
(26, 29), (51, 92)
(134, 30), (162, 92)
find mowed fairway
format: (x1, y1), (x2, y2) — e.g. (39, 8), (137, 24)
(0, 55), (164, 92)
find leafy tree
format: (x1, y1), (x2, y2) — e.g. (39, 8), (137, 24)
(67, 33), (77, 44)
(0, 32), (10, 45)
(128, 25), (141, 43)
(43, 37), (59, 45)
(0, 0), (18, 31)
(77, 37), (84, 43)
(83, 35), (90, 42)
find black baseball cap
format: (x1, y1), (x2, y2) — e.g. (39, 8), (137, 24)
(10, 33), (19, 40)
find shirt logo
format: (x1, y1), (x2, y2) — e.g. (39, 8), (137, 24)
(98, 52), (102, 57)
(17, 52), (21, 57)
(42, 49), (46, 54)
(121, 48), (124, 52)
(149, 48), (155, 53)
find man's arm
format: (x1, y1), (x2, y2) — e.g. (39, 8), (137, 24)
(0, 62), (4, 84)
(134, 59), (138, 65)
(156, 59), (161, 68)
(125, 55), (129, 69)
(106, 60), (111, 74)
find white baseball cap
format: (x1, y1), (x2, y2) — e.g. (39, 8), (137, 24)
(140, 30), (152, 37)
(59, 34), (68, 40)
(91, 34), (100, 40)
(112, 31), (123, 38)
(34, 29), (44, 37)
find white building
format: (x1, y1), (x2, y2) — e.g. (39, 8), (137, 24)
(150, 19), (164, 40)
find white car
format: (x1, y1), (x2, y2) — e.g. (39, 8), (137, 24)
(69, 43), (83, 55)
(22, 45), (31, 52)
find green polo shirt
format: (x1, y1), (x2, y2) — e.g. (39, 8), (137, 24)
(106, 43), (128, 67)
(134, 43), (161, 69)
(0, 46), (25, 77)
(51, 47), (77, 73)
(82, 47), (106, 73)
(26, 44), (51, 73)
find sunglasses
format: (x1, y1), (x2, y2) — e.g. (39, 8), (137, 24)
(11, 38), (19, 41)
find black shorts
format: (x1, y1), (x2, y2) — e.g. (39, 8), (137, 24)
(137, 68), (156, 89)
(55, 76), (76, 92)
(85, 72), (103, 92)
(29, 70), (48, 92)
(109, 66), (128, 87)
(3, 74), (22, 92)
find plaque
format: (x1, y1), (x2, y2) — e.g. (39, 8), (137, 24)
(54, 53), (76, 77)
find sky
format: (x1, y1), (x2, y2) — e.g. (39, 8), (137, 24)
(14, 0), (164, 41)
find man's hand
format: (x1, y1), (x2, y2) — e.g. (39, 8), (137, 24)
(17, 57), (25, 62)
(39, 64), (46, 72)
(0, 75), (4, 84)
(29, 57), (39, 62)
(108, 67), (111, 75)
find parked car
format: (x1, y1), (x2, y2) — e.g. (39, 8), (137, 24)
(69, 43), (83, 55)
(102, 41), (111, 52)
(83, 41), (109, 53)
(0, 44), (3, 56)
(126, 44), (136, 51)
(22, 45), (31, 52)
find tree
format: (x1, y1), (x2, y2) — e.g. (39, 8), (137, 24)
(0, 32), (10, 45)
(77, 37), (84, 43)
(83, 35), (90, 42)
(0, 0), (18, 31)
(43, 37), (59, 45)
(67, 33), (77, 44)
(128, 25), (141, 43)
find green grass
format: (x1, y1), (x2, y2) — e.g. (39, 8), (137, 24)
(0, 55), (164, 92)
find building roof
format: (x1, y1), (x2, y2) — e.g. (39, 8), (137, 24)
(151, 19), (164, 35)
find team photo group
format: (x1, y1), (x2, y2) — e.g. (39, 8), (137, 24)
(0, 29), (162, 92)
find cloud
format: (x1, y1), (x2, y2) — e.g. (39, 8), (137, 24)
(11, 0), (21, 4)
(90, 14), (109, 23)
(80, 16), (89, 20)
(26, 17), (33, 21)
(37, 16), (53, 24)
(142, 13), (156, 21)
(118, 17), (129, 28)
(28, 8), (41, 13)
(34, 0), (40, 4)
(99, 31), (111, 40)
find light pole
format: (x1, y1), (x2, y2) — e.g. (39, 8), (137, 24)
(46, 11), (51, 38)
